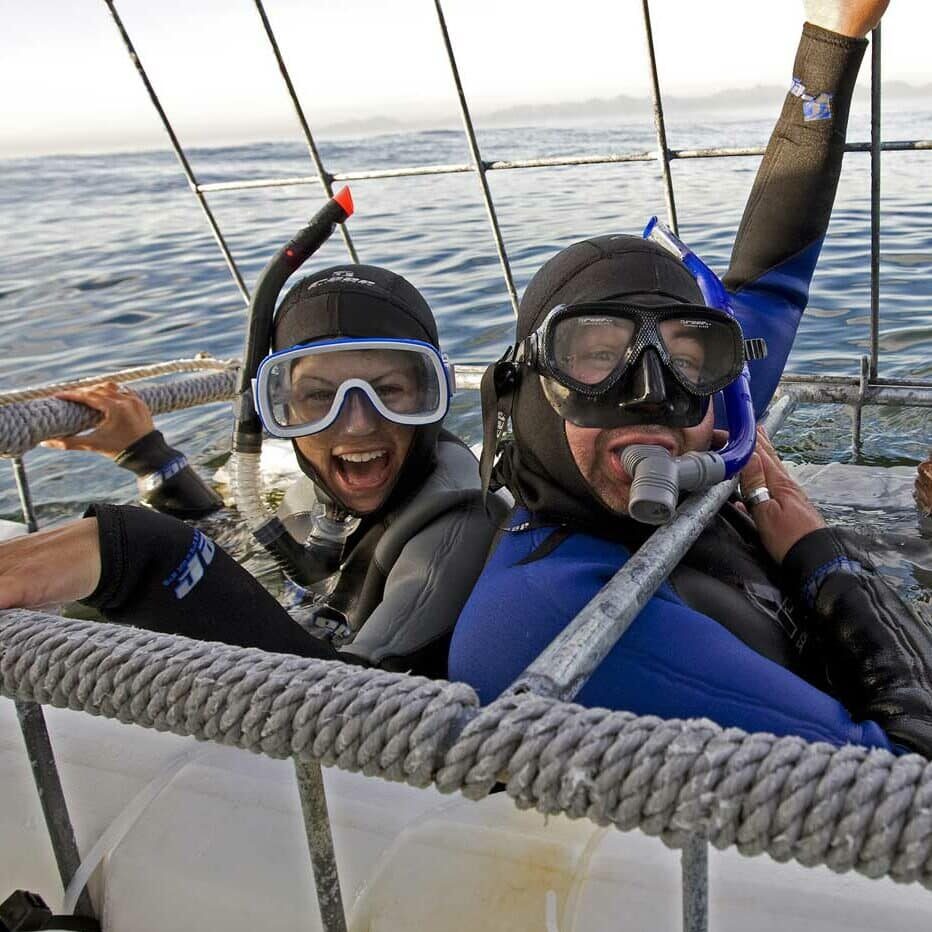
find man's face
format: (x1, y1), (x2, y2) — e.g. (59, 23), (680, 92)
(291, 350), (417, 514)
(564, 401), (715, 514)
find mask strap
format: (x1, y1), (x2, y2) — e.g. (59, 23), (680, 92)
(479, 347), (518, 523)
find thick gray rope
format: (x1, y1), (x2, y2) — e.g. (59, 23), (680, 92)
(3, 610), (932, 888)
(0, 357), (239, 406)
(0, 370), (238, 457)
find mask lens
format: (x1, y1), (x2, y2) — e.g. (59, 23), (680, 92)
(551, 314), (636, 385)
(658, 315), (739, 391)
(263, 343), (445, 434)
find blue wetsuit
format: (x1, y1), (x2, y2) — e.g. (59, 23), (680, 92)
(451, 26), (904, 750)
(449, 508), (892, 750)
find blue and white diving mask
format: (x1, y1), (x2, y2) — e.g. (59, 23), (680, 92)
(252, 337), (454, 438)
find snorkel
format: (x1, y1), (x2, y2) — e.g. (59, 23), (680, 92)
(619, 218), (758, 524)
(230, 187), (358, 591)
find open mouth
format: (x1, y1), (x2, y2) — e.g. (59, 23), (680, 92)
(332, 449), (394, 491)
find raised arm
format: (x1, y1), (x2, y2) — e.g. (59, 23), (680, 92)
(724, 2), (888, 413)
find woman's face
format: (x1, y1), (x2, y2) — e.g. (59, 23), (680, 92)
(291, 349), (417, 514)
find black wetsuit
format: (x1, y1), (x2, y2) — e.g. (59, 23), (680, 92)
(83, 436), (500, 678)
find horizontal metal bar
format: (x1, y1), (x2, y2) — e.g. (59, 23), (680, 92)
(454, 365), (932, 405)
(195, 139), (932, 195)
(777, 378), (932, 409)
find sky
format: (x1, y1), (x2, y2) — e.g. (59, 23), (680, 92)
(2, 1), (929, 157)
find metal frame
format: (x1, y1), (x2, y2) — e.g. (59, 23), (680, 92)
(9, 4), (928, 931)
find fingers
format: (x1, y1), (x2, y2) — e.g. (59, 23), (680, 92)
(739, 452), (767, 498)
(55, 382), (137, 410)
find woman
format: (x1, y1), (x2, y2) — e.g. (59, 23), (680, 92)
(0, 263), (501, 677)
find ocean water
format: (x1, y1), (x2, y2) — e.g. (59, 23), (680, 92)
(0, 109), (929, 606)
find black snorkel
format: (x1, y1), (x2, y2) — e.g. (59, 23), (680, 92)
(230, 187), (357, 591)
(234, 185), (355, 452)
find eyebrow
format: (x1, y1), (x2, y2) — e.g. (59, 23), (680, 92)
(293, 366), (414, 388)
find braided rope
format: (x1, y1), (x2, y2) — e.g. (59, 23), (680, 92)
(0, 370), (238, 457)
(2, 609), (932, 888)
(0, 357), (239, 406)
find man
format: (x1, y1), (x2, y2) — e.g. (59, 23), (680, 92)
(450, 2), (932, 756)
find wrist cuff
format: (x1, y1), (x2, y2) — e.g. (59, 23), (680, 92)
(782, 526), (864, 608)
(115, 430), (182, 477)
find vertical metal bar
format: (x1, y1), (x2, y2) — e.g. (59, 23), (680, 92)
(11, 456), (39, 533)
(432, 0), (520, 316)
(9, 459), (95, 919)
(294, 758), (347, 932)
(869, 24), (882, 380)
(101, 0), (251, 304)
(681, 834), (709, 932)
(640, 0), (679, 235)
(851, 354), (870, 459)
(252, 0), (359, 263)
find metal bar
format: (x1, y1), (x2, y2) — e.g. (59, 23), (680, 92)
(775, 377), (932, 408)
(252, 0), (358, 263)
(504, 394), (795, 701)
(11, 456), (39, 533)
(10, 458), (95, 919)
(681, 833), (709, 932)
(101, 0), (250, 304)
(192, 139), (932, 194)
(294, 758), (347, 932)
(869, 24), (882, 380)
(454, 362), (932, 404)
(851, 355), (870, 459)
(433, 0), (519, 316)
(641, 0), (679, 233)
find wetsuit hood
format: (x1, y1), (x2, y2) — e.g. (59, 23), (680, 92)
(493, 234), (705, 538)
(274, 264), (443, 520)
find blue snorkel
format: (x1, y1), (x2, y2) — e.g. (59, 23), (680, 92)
(616, 218), (758, 524)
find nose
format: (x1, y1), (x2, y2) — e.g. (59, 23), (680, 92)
(628, 348), (670, 408)
(335, 388), (381, 435)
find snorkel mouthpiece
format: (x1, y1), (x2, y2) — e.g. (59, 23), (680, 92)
(620, 217), (757, 525)
(623, 445), (726, 524)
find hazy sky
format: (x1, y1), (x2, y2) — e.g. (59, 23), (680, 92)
(2, 1), (929, 157)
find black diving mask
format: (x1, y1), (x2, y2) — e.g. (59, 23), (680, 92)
(516, 301), (753, 429)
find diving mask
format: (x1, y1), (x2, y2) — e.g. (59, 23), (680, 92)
(253, 337), (454, 438)
(517, 301), (756, 429)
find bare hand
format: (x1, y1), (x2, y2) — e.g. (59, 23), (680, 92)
(41, 382), (155, 458)
(804, 0), (890, 38)
(738, 428), (827, 564)
(0, 518), (102, 609)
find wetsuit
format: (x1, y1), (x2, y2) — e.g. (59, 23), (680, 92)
(450, 25), (932, 756)
(115, 429), (222, 519)
(82, 436), (501, 678)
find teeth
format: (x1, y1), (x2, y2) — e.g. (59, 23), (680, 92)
(338, 450), (386, 463)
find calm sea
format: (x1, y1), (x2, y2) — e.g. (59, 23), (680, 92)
(0, 108), (929, 606)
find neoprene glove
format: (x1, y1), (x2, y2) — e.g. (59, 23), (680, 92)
(784, 528), (932, 756)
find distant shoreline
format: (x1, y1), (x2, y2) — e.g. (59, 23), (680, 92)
(6, 81), (932, 161)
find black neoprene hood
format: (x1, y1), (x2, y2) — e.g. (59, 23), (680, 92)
(496, 234), (705, 530)
(273, 264), (443, 517)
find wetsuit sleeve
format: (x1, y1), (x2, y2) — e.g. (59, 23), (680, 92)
(783, 528), (932, 756)
(115, 430), (223, 519)
(450, 523), (892, 751)
(723, 24), (868, 414)
(340, 493), (499, 678)
(81, 503), (338, 660)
